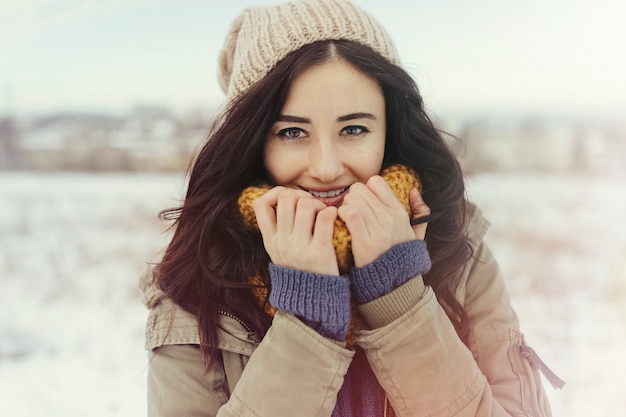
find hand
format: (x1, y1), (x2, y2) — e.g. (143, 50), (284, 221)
(253, 186), (340, 275)
(337, 175), (416, 268)
(409, 187), (431, 241)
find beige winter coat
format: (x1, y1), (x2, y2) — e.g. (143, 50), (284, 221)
(142, 205), (556, 416)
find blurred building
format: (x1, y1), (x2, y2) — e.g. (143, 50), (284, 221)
(4, 106), (213, 171)
(456, 118), (625, 176)
(1, 109), (624, 175)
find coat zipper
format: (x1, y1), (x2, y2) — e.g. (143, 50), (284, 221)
(151, 292), (253, 335)
(219, 310), (254, 334)
(148, 291), (168, 308)
(519, 345), (565, 389)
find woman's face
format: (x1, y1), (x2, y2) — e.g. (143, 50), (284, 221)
(264, 59), (386, 207)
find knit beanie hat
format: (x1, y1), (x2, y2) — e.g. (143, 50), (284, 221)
(218, 0), (400, 99)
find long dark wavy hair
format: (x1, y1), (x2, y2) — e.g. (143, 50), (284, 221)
(155, 40), (473, 367)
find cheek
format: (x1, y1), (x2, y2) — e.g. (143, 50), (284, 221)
(375, 138), (386, 166)
(263, 146), (279, 182)
(362, 135), (386, 174)
(263, 142), (294, 184)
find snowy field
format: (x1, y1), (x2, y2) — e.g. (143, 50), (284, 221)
(1, 170), (625, 416)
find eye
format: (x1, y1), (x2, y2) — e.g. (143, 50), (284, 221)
(277, 127), (307, 140)
(341, 125), (369, 136)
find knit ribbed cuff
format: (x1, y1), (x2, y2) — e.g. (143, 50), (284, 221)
(351, 240), (431, 304)
(269, 264), (351, 341)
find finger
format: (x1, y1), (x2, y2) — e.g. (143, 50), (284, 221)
(337, 202), (369, 241)
(409, 187), (430, 218)
(253, 192), (278, 237)
(342, 182), (379, 229)
(251, 185), (281, 210)
(275, 189), (304, 235)
(254, 186), (313, 209)
(409, 187), (430, 240)
(293, 197), (325, 240)
(366, 175), (403, 209)
(252, 187), (291, 234)
(313, 206), (338, 245)
(352, 176), (409, 225)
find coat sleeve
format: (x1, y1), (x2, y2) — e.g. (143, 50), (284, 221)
(354, 241), (553, 417)
(147, 311), (355, 417)
(218, 311), (355, 416)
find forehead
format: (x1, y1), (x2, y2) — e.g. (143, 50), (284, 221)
(280, 59), (385, 117)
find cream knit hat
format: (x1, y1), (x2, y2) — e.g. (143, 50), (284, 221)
(218, 0), (400, 99)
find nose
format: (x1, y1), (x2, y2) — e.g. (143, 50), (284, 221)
(308, 137), (345, 183)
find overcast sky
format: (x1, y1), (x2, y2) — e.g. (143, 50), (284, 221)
(1, 0), (624, 120)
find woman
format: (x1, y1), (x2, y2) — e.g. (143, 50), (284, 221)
(142, 0), (561, 415)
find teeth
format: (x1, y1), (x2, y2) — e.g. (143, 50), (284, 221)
(308, 188), (346, 198)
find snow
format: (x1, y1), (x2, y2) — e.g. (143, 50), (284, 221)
(0, 172), (184, 416)
(1, 170), (625, 416)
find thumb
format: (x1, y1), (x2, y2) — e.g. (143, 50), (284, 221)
(409, 187), (431, 240)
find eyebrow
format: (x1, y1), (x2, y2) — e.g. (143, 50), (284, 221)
(337, 112), (377, 122)
(276, 112), (377, 123)
(276, 115), (311, 123)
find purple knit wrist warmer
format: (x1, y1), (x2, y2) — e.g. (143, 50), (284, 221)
(268, 263), (351, 341)
(351, 239), (431, 304)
